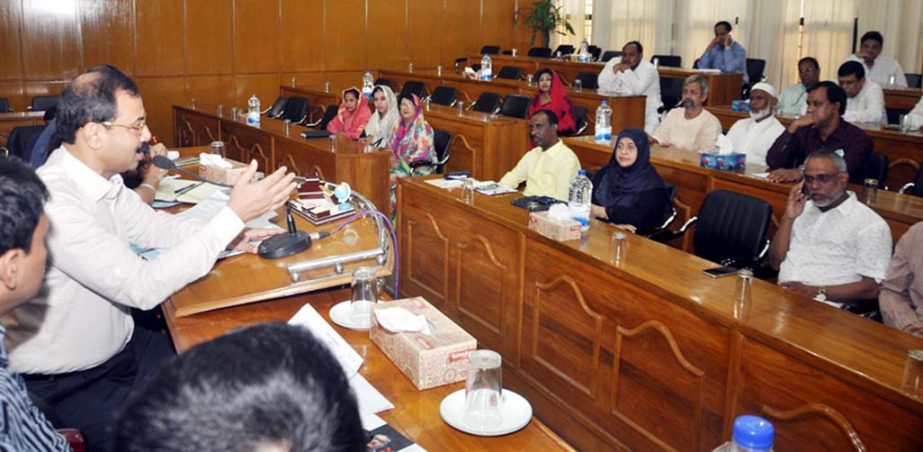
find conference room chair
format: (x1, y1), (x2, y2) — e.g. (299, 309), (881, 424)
(574, 72), (599, 90)
(499, 94), (531, 119)
(264, 97), (288, 119)
(569, 106), (589, 136)
(906, 73), (922, 89)
(652, 55), (682, 68)
(659, 77), (684, 112)
(0, 97), (10, 113)
(898, 165), (923, 197)
(553, 44), (575, 56)
(453, 58), (467, 73)
(502, 50), (513, 55)
(29, 95), (59, 111)
(496, 66), (524, 80)
(470, 63), (482, 73)
(587, 45), (602, 61)
(305, 105), (338, 130)
(399, 81), (427, 100)
(5, 125), (45, 162)
(646, 182), (680, 240)
(471, 92), (501, 114)
(374, 78), (393, 88)
(886, 107), (910, 126)
(742, 58), (767, 97)
(480, 45), (500, 55)
(600, 50), (623, 62)
(432, 129), (454, 173)
(866, 152), (889, 189)
(429, 86), (457, 107)
(527, 47), (552, 58)
(280, 96), (308, 124)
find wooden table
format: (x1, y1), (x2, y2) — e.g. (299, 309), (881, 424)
(0, 111), (45, 148)
(884, 87), (922, 111)
(707, 106), (923, 190)
(467, 55), (744, 106)
(378, 69), (646, 135)
(172, 104), (391, 213)
(397, 175), (923, 451)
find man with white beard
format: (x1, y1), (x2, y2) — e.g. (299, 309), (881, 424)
(725, 82), (785, 165)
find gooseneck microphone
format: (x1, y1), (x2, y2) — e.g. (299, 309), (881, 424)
(152, 155), (234, 188)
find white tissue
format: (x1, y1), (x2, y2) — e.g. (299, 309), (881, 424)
(547, 203), (572, 221)
(715, 134), (734, 155)
(374, 307), (431, 334)
(166, 150), (180, 160)
(199, 153), (232, 169)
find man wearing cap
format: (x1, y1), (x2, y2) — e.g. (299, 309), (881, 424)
(725, 82), (785, 165)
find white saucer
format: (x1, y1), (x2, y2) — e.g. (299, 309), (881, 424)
(439, 389), (532, 436)
(329, 301), (371, 330)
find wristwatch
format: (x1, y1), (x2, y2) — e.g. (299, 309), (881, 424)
(814, 286), (827, 302)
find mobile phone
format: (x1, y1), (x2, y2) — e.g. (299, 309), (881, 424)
(702, 265), (739, 278)
(801, 184), (809, 196)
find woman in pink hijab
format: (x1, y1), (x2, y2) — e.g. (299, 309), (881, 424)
(326, 87), (371, 140)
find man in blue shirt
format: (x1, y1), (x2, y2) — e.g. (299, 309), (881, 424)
(697, 20), (749, 84)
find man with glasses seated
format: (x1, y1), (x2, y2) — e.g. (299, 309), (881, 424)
(765, 149), (891, 311)
(765, 81), (873, 184)
(6, 66), (297, 451)
(778, 57), (820, 117)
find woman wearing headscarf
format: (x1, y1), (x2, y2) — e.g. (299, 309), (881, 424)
(388, 93), (435, 213)
(590, 128), (670, 235)
(326, 87), (371, 140)
(362, 85), (399, 148)
(528, 68), (577, 135)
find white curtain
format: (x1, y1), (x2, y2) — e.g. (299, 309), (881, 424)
(554, 0), (586, 48)
(592, 0), (674, 55)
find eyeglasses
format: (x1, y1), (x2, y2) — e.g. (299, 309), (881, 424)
(802, 172), (839, 184)
(101, 120), (147, 135)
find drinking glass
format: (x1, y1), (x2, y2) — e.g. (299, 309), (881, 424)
(463, 350), (503, 430)
(349, 267), (378, 327)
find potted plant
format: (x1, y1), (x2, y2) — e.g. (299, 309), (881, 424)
(525, 0), (575, 48)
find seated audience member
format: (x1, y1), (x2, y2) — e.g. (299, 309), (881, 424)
(881, 222), (923, 338)
(906, 96), (923, 132)
(528, 69), (577, 135)
(838, 61), (885, 124)
(326, 87), (371, 140)
(725, 82), (785, 165)
(766, 81), (872, 184)
(845, 31), (908, 88)
(362, 85), (399, 148)
(388, 93), (435, 213)
(114, 323), (364, 452)
(766, 150), (891, 309)
(779, 57), (820, 116)
(590, 128), (670, 235)
(696, 20), (748, 84)
(0, 158), (68, 451)
(499, 110), (580, 201)
(7, 66), (296, 451)
(597, 41), (662, 134)
(651, 75), (721, 153)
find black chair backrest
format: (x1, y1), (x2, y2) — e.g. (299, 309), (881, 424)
(400, 81), (426, 99)
(652, 55), (682, 68)
(664, 182), (678, 203)
(496, 66), (523, 80)
(31, 95), (58, 112)
(472, 92), (501, 114)
(574, 72), (599, 90)
(281, 96), (308, 123)
(318, 105), (339, 130)
(480, 45), (500, 55)
(694, 190), (772, 268)
(866, 152), (889, 188)
(906, 73), (922, 89)
(374, 78), (392, 88)
(660, 77), (684, 111)
(554, 45), (575, 56)
(0, 98), (10, 113)
(499, 94), (531, 119)
(886, 107), (910, 126)
(746, 58), (766, 84)
(570, 106), (588, 136)
(453, 58), (467, 71)
(600, 50), (622, 62)
(430, 86), (457, 107)
(470, 63), (482, 72)
(910, 166), (923, 197)
(7, 125), (46, 161)
(527, 47), (552, 58)
(267, 97), (288, 118)
(433, 129), (453, 172)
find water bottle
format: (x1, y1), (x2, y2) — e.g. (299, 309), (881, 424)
(578, 38), (591, 63)
(247, 94), (260, 127)
(595, 100), (612, 143)
(480, 54), (493, 81)
(362, 71), (375, 99)
(713, 415), (774, 452)
(568, 169), (592, 232)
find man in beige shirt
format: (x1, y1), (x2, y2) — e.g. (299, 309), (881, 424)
(881, 222), (923, 338)
(499, 110), (580, 201)
(651, 75), (722, 153)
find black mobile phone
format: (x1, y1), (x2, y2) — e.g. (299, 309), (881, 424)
(801, 184), (809, 196)
(702, 265), (739, 278)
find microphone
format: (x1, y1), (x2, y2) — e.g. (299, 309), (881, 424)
(258, 206), (313, 259)
(152, 155), (234, 188)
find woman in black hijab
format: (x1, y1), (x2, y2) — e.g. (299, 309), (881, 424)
(590, 128), (670, 235)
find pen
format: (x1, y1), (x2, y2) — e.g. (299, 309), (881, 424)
(174, 181), (205, 196)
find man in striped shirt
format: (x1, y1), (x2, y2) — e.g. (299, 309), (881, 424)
(0, 158), (68, 451)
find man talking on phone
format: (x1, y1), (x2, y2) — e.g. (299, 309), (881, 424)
(696, 20), (748, 84)
(765, 149), (891, 313)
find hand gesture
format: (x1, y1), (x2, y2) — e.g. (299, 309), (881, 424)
(782, 181), (807, 220)
(787, 114), (817, 134)
(227, 160), (297, 223)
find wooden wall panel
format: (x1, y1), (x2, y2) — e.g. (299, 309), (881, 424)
(135, 0), (184, 76)
(0, 1), (24, 82)
(79, 0), (133, 71)
(187, 75), (237, 110)
(0, 82), (25, 112)
(280, 0), (325, 73)
(186, 0), (233, 75)
(367, 0), (407, 71)
(407, 0), (442, 68)
(234, 74), (282, 111)
(442, 0), (482, 67)
(135, 77), (187, 144)
(21, 0), (81, 80)
(326, 0), (367, 71)
(481, 0), (516, 51)
(234, 0), (279, 73)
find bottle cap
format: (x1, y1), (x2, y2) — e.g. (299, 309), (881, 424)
(732, 415), (774, 450)
(578, 169), (587, 176)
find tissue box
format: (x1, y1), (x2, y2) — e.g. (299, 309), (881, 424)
(199, 158), (249, 185)
(528, 211), (582, 241)
(700, 153), (747, 171)
(370, 297), (476, 390)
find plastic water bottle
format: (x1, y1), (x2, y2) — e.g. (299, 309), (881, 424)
(595, 100), (612, 143)
(247, 94), (260, 127)
(577, 38), (591, 63)
(362, 71), (375, 99)
(480, 54), (493, 81)
(568, 170), (592, 232)
(713, 415), (774, 452)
